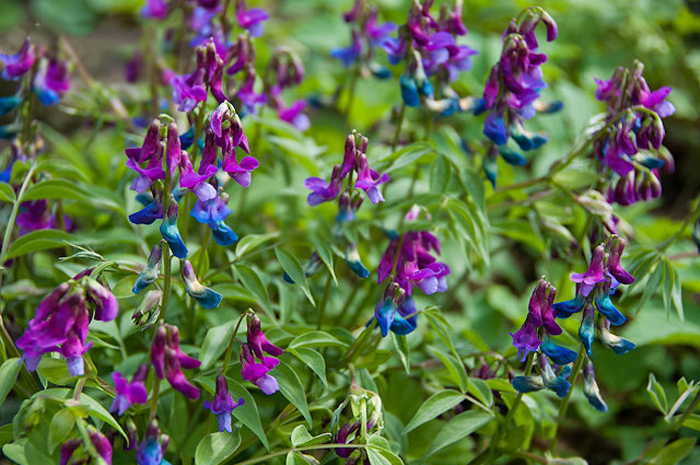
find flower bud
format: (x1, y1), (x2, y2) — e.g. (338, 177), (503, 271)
(180, 259), (222, 309)
(133, 242), (163, 294)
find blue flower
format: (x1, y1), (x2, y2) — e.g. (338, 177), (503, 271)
(400, 74), (420, 107)
(498, 146), (527, 166)
(212, 221), (238, 247)
(483, 113), (507, 145)
(160, 197), (188, 258)
(583, 361), (607, 412)
(133, 242), (163, 294)
(552, 294), (586, 318)
(129, 200), (163, 225)
(594, 292), (626, 326)
(0, 94), (22, 116)
(578, 304), (595, 356)
(540, 340), (577, 365)
(181, 259), (222, 309)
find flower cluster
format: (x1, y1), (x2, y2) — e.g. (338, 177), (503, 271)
(592, 60), (675, 206)
(239, 314), (282, 395)
(373, 206), (450, 337)
(265, 47), (309, 131)
(16, 199), (71, 236)
(382, 0), (477, 115)
(17, 276), (117, 377)
(303, 131), (388, 279)
(204, 374), (245, 433)
(512, 235), (636, 411)
(110, 365), (149, 416)
(151, 324), (202, 399)
(331, 0), (396, 78)
(475, 8), (559, 182)
(166, 41), (227, 112)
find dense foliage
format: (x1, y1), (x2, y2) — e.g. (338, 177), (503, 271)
(1, 1), (699, 465)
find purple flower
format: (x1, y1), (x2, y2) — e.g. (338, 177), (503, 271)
(142, 0), (169, 19)
(151, 324), (201, 399)
(166, 68), (207, 112)
(354, 153), (389, 204)
(365, 7), (396, 45)
(16, 200), (55, 235)
(570, 244), (606, 295)
(17, 279), (117, 377)
(33, 57), (72, 106)
(246, 314), (283, 360)
(204, 374), (245, 433)
(331, 30), (363, 67)
(276, 99), (310, 132)
(125, 52), (143, 83)
(60, 439), (81, 465)
(126, 119), (162, 163)
(305, 165), (343, 206)
(240, 343), (279, 395)
(109, 365), (148, 416)
(126, 153), (167, 194)
(236, 0), (269, 38)
(510, 279), (560, 360)
(236, 68), (267, 113)
(0, 36), (35, 80)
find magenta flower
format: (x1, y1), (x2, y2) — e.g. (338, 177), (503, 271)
(0, 36), (35, 80)
(33, 57), (71, 106)
(354, 153), (389, 204)
(222, 152), (259, 188)
(109, 365), (149, 416)
(510, 278), (561, 360)
(246, 314), (283, 360)
(142, 0), (169, 19)
(204, 374), (245, 433)
(151, 324), (201, 399)
(570, 244), (606, 296)
(16, 200), (56, 235)
(17, 278), (118, 377)
(236, 0), (269, 38)
(240, 343), (280, 395)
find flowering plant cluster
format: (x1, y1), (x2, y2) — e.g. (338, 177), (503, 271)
(0, 2), (698, 465)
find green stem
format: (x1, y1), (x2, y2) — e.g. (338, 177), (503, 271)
(221, 310), (253, 375)
(149, 376), (161, 420)
(344, 65), (361, 120)
(391, 102), (406, 152)
(483, 352), (536, 464)
(0, 161), (36, 292)
(316, 273), (333, 329)
(549, 345), (586, 453)
(197, 228), (211, 276)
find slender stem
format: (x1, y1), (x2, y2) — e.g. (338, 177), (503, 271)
(0, 162), (36, 292)
(316, 273), (333, 329)
(221, 311), (252, 375)
(73, 375), (88, 399)
(549, 345), (587, 453)
(197, 228), (211, 276)
(160, 158), (173, 323)
(482, 352), (535, 464)
(391, 102), (406, 152)
(234, 444), (365, 465)
(149, 376), (161, 420)
(344, 65), (361, 120)
(673, 388), (700, 431)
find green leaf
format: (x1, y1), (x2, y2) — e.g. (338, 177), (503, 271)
(379, 142), (435, 173)
(275, 360), (312, 427)
(288, 347), (328, 387)
(424, 309), (469, 392)
(21, 179), (90, 202)
(367, 447), (404, 465)
(647, 438), (696, 465)
(391, 333), (410, 374)
(3, 442), (28, 465)
(289, 331), (347, 349)
(0, 358), (21, 406)
(0, 424), (12, 448)
(37, 357), (75, 385)
(48, 409), (75, 453)
(290, 425), (331, 447)
(194, 430), (241, 465)
(424, 410), (494, 458)
(234, 264), (271, 311)
(311, 233), (337, 285)
(683, 414), (700, 431)
(227, 379), (270, 450)
(403, 390), (467, 434)
(275, 248), (315, 305)
(430, 155), (452, 194)
(468, 378), (494, 408)
(4, 229), (76, 260)
(235, 232), (280, 258)
(199, 321), (235, 370)
(78, 392), (129, 442)
(0, 183), (15, 203)
(647, 373), (668, 414)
